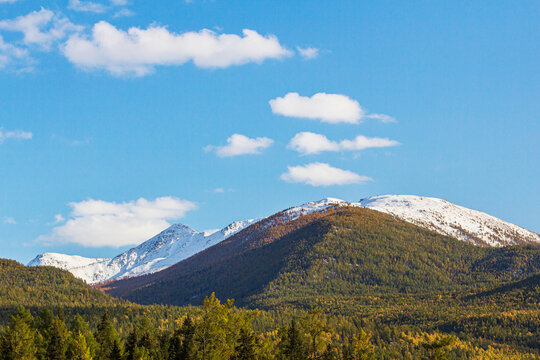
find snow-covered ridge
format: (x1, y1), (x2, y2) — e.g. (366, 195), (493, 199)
(29, 195), (539, 284)
(281, 197), (356, 221)
(359, 195), (540, 247)
(28, 219), (259, 284)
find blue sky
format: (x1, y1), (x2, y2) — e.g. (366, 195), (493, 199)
(0, 0), (538, 263)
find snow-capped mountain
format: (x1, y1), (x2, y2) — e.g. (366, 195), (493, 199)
(271, 196), (539, 247)
(29, 195), (539, 284)
(28, 219), (259, 284)
(359, 195), (540, 247)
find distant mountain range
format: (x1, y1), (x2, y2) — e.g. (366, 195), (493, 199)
(29, 195), (539, 284)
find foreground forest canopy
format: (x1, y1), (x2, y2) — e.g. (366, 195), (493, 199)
(1, 294), (537, 360)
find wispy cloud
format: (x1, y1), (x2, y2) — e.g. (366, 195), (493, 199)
(2, 217), (16, 225)
(0, 35), (31, 69)
(37, 197), (197, 247)
(269, 92), (396, 124)
(0, 128), (33, 143)
(297, 46), (319, 59)
(0, 9), (82, 50)
(288, 132), (400, 155)
(281, 162), (372, 186)
(205, 134), (274, 157)
(62, 23), (292, 76)
(51, 134), (91, 146)
(365, 113), (397, 123)
(68, 0), (107, 13)
(112, 8), (135, 18)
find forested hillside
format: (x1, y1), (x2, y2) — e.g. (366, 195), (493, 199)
(1, 242), (539, 358)
(0, 259), (120, 308)
(104, 207), (539, 309)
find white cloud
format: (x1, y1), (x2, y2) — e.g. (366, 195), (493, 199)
(288, 132), (400, 155)
(0, 128), (33, 143)
(366, 113), (397, 123)
(0, 0), (20, 3)
(52, 214), (65, 224)
(113, 8), (135, 18)
(213, 187), (234, 194)
(0, 35), (30, 68)
(0, 8), (82, 50)
(68, 0), (130, 14)
(270, 92), (363, 124)
(297, 46), (319, 59)
(281, 162), (372, 187)
(288, 132), (339, 154)
(269, 92), (396, 124)
(2, 217), (16, 225)
(37, 197), (197, 247)
(62, 22), (292, 76)
(68, 0), (107, 13)
(206, 134), (274, 157)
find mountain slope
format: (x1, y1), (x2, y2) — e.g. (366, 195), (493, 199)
(359, 195), (539, 246)
(28, 219), (258, 284)
(103, 207), (540, 309)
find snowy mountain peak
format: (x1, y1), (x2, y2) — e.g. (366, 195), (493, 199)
(27, 253), (110, 271)
(359, 195), (540, 247)
(282, 197), (352, 221)
(221, 219), (260, 237)
(29, 219), (259, 284)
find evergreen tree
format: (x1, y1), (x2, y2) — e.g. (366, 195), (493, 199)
(421, 336), (454, 360)
(66, 331), (92, 360)
(230, 328), (257, 360)
(169, 316), (195, 360)
(194, 293), (234, 360)
(279, 320), (307, 360)
(109, 340), (123, 360)
(351, 330), (375, 360)
(71, 315), (98, 359)
(35, 308), (54, 360)
(95, 313), (122, 360)
(45, 316), (68, 360)
(125, 317), (158, 360)
(299, 308), (328, 359)
(320, 344), (337, 360)
(0, 306), (37, 360)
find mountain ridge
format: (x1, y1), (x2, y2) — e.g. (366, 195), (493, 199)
(101, 206), (539, 309)
(29, 218), (259, 284)
(29, 195), (539, 284)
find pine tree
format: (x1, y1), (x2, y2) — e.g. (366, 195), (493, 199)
(194, 293), (234, 360)
(45, 316), (68, 360)
(421, 336), (454, 360)
(320, 344), (337, 360)
(299, 308), (328, 359)
(230, 328), (257, 360)
(279, 320), (307, 360)
(95, 313), (122, 360)
(125, 317), (158, 360)
(0, 306), (37, 360)
(351, 330), (375, 360)
(71, 315), (98, 359)
(66, 331), (92, 360)
(169, 316), (195, 360)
